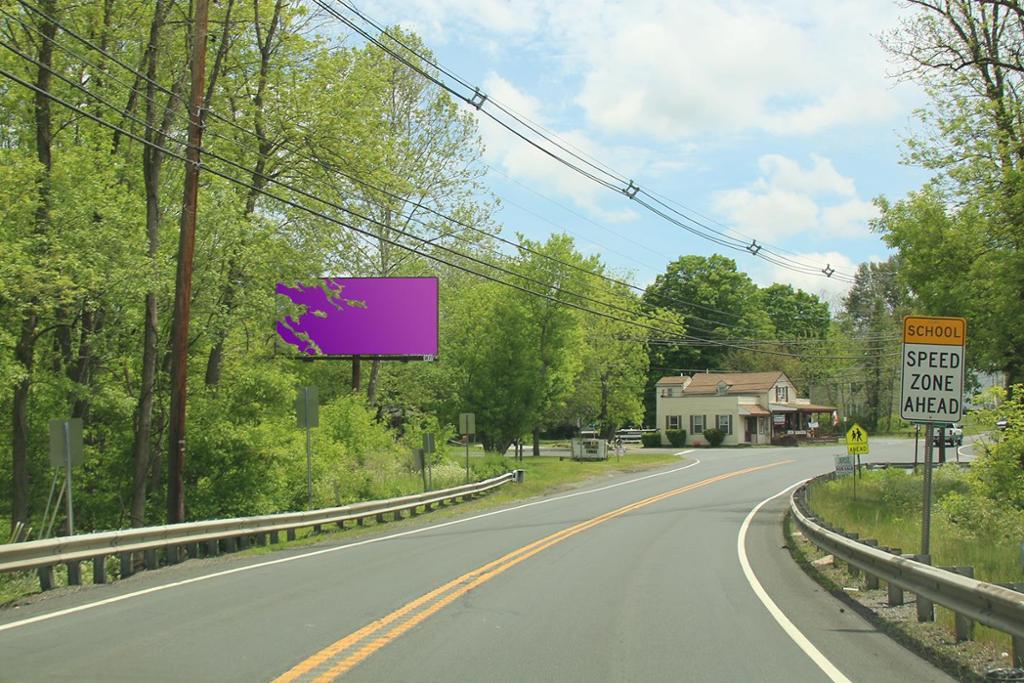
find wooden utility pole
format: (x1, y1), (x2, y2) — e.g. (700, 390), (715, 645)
(167, 0), (210, 525)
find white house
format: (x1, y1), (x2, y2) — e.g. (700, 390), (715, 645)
(655, 371), (836, 447)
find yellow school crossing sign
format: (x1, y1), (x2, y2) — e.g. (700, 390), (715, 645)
(846, 423), (869, 456)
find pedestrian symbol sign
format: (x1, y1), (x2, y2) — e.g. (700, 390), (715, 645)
(845, 423), (869, 456)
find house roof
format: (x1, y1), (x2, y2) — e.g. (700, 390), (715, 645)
(738, 405), (771, 416)
(655, 376), (691, 386)
(671, 371), (788, 395)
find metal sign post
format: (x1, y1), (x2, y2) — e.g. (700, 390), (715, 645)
(459, 413), (475, 484)
(296, 386), (319, 509)
(48, 418), (83, 536)
(422, 433), (436, 492)
(922, 424), (934, 555)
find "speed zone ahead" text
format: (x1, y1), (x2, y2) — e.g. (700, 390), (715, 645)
(900, 316), (966, 423)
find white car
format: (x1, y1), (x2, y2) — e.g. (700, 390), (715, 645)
(931, 422), (963, 446)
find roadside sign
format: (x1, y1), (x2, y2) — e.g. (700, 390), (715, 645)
(845, 423), (869, 456)
(834, 454), (855, 477)
(296, 386), (319, 429)
(900, 315), (966, 423)
(49, 418), (83, 467)
(459, 412), (475, 436)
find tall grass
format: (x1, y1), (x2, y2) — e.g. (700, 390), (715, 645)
(809, 466), (1024, 650)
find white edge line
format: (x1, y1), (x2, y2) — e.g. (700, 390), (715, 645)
(0, 455), (701, 633)
(737, 480), (853, 683)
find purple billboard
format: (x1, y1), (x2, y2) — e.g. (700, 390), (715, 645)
(276, 277), (438, 357)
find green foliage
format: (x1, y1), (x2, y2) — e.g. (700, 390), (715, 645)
(703, 428), (725, 447)
(665, 429), (687, 447)
(641, 432), (662, 448)
(472, 454), (512, 480)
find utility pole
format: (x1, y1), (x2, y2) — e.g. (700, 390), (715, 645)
(167, 0), (210, 525)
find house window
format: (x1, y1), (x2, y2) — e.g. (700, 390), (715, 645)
(690, 414), (706, 434)
(758, 417), (766, 434)
(715, 381), (729, 396)
(667, 415), (681, 430)
(775, 385), (789, 402)
(717, 414), (733, 435)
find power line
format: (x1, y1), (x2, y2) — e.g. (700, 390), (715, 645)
(318, 0), (861, 285)
(5, 2), (821, 342)
(0, 52), (883, 362)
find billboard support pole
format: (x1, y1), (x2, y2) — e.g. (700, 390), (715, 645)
(465, 438), (470, 484)
(352, 358), (361, 391)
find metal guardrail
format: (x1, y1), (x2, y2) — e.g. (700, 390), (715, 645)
(0, 471), (519, 589)
(791, 475), (1024, 660)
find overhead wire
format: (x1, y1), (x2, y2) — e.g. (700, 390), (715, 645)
(2, 3), (887, 360)
(6, 0), (795, 339)
(321, 0), (861, 284)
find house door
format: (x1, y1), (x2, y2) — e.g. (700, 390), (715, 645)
(745, 417), (756, 443)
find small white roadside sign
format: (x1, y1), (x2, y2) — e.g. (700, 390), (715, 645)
(834, 454), (855, 477)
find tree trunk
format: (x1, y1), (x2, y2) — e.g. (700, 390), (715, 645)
(10, 0), (57, 541)
(130, 0), (179, 527)
(532, 426), (541, 456)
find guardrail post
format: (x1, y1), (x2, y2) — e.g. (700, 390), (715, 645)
(223, 537), (237, 553)
(845, 533), (860, 580)
(38, 565), (54, 591)
(393, 510), (403, 521)
(862, 540), (879, 589)
(119, 552), (133, 578)
(886, 548), (903, 606)
(166, 545), (181, 564)
(356, 517), (365, 526)
(909, 554), (934, 622)
(335, 521), (345, 530)
(424, 501), (433, 511)
(256, 533), (267, 546)
(312, 525), (322, 535)
(270, 531), (280, 544)
(944, 566), (975, 641)
(92, 556), (106, 584)
(187, 543), (200, 558)
(238, 535), (251, 550)
(206, 539), (219, 556)
(1014, 636), (1024, 668)
(286, 529), (296, 542)
(409, 505), (418, 517)
(67, 560), (81, 585)
(144, 549), (158, 570)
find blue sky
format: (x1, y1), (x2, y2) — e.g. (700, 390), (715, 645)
(353, 0), (934, 307)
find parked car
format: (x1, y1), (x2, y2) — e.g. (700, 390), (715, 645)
(931, 422), (963, 446)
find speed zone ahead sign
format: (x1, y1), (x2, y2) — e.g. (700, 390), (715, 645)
(900, 315), (966, 423)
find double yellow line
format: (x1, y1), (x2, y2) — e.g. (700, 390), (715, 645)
(273, 460), (791, 682)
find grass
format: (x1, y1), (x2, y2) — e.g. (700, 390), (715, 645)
(0, 452), (681, 607)
(807, 468), (1024, 653)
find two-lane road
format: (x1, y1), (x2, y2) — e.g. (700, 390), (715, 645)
(1, 443), (953, 682)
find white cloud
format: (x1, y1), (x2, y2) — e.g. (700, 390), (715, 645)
(384, 1), (913, 139)
(712, 154), (876, 241)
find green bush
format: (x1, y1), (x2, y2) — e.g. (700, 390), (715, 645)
(666, 429), (687, 447)
(641, 432), (662, 447)
(472, 453), (512, 480)
(703, 428), (725, 447)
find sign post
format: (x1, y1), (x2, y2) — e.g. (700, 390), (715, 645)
(296, 386), (319, 509)
(459, 413), (475, 483)
(49, 418), (83, 536)
(844, 423), (869, 499)
(900, 315), (966, 556)
(422, 433), (436, 491)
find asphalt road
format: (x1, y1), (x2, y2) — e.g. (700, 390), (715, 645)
(0, 442), (956, 682)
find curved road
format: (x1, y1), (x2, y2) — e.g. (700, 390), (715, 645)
(0, 443), (954, 682)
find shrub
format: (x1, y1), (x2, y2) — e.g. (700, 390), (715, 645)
(703, 428), (725, 447)
(472, 453), (512, 480)
(641, 432), (662, 447)
(666, 429), (687, 447)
